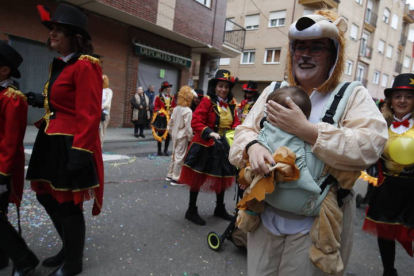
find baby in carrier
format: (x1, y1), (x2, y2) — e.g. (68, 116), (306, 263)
(237, 86), (359, 274)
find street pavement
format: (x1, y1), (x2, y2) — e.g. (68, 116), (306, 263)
(2, 127), (413, 276)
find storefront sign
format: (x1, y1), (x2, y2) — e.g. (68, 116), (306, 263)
(134, 44), (192, 68)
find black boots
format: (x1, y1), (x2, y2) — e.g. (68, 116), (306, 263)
(185, 206), (206, 226)
(164, 135), (170, 156)
(185, 191), (206, 225)
(0, 217), (39, 276)
(37, 194), (65, 267)
(0, 249), (8, 270)
(383, 269), (398, 276)
(214, 192), (234, 221)
(214, 204), (234, 221)
(157, 142), (163, 156)
(48, 213), (85, 276)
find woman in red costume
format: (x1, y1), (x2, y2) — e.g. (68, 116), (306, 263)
(26, 4), (103, 276)
(179, 70), (240, 226)
(363, 73), (414, 276)
(151, 81), (176, 156)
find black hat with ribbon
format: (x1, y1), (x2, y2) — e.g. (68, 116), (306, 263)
(242, 80), (258, 93)
(208, 69), (236, 89)
(37, 4), (91, 40)
(0, 40), (23, 78)
(384, 73), (414, 98)
(159, 81), (173, 92)
(194, 89), (204, 98)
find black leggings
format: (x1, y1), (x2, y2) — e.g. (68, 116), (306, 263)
(37, 194), (82, 219)
(378, 237), (396, 273)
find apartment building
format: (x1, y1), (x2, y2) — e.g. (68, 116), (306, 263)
(223, 0), (414, 101)
(2, 0), (243, 127)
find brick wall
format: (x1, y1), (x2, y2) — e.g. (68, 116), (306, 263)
(97, 0), (158, 24)
(1, 0), (196, 128)
(174, 0), (226, 50)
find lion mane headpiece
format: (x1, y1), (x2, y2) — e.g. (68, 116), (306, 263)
(177, 85), (197, 107)
(286, 9), (348, 94)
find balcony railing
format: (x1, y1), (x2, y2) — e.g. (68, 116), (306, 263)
(403, 4), (414, 23)
(360, 45), (372, 59)
(365, 11), (378, 27)
(223, 19), (246, 53)
(400, 33), (408, 46)
(395, 62), (403, 73)
(298, 0), (339, 9)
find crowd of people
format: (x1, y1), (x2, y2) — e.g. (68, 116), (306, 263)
(1, 4), (414, 276)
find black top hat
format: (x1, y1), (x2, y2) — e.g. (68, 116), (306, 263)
(208, 69), (236, 88)
(194, 89), (204, 97)
(0, 40), (23, 78)
(242, 81), (258, 92)
(159, 81), (173, 92)
(37, 4), (91, 40)
(384, 73), (414, 98)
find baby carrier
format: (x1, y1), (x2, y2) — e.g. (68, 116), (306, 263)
(264, 81), (362, 216)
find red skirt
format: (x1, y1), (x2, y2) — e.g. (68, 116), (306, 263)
(362, 174), (414, 256)
(179, 139), (236, 193)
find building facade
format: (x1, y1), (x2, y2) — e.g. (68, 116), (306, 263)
(223, 0), (414, 101)
(1, 0), (244, 127)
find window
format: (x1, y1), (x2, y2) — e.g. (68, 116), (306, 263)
(345, 60), (353, 75)
(245, 14), (259, 30)
(383, 8), (390, 23)
(386, 45), (393, 59)
(269, 10), (286, 27)
(404, 56), (411, 68)
(409, 29), (414, 42)
(391, 14), (398, 30)
(355, 0), (363, 5)
(225, 18), (235, 31)
(365, 0), (373, 24)
(220, 58), (230, 66)
(195, 0), (211, 8)
(264, 48), (281, 64)
(373, 71), (380, 84)
(241, 50), (255, 64)
(350, 24), (359, 40)
(303, 9), (314, 16)
(356, 65), (365, 82)
(378, 40), (385, 54)
(381, 74), (389, 87)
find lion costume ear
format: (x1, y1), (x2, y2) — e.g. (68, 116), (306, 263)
(334, 17), (348, 33)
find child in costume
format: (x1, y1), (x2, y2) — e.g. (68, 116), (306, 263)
(166, 86), (196, 185)
(237, 86), (360, 274)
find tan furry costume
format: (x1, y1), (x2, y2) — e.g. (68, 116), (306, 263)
(166, 86), (196, 182)
(287, 10), (356, 275)
(237, 10), (360, 275)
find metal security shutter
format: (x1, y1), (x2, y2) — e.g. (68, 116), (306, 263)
(137, 58), (180, 98)
(9, 36), (58, 124)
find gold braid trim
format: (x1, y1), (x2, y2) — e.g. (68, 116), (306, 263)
(4, 87), (27, 101)
(79, 55), (101, 65)
(150, 108), (170, 142)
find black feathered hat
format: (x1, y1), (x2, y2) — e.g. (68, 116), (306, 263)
(37, 4), (91, 40)
(0, 40), (23, 78)
(242, 80), (258, 92)
(159, 81), (173, 92)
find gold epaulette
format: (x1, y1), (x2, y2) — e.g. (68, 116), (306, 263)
(79, 55), (101, 65)
(4, 86), (27, 102)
